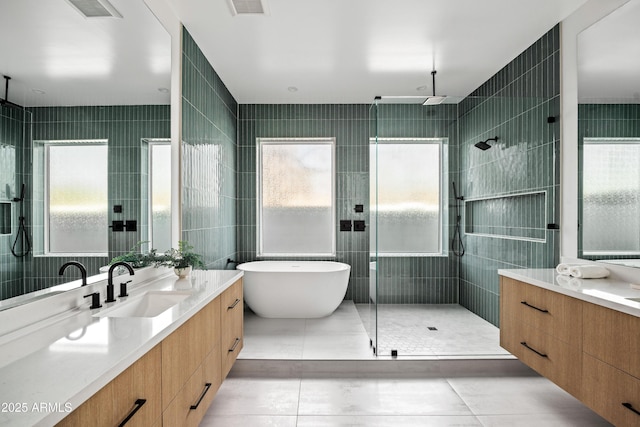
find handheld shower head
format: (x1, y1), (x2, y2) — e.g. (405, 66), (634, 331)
(474, 136), (498, 151)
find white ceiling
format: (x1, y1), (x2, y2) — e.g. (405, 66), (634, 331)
(168, 0), (589, 104)
(0, 0), (171, 107)
(577, 0), (640, 103)
(4, 0), (634, 107)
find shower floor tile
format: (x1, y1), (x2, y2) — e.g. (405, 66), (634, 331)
(357, 304), (511, 357)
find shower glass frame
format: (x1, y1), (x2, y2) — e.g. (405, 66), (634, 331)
(368, 100), (379, 355)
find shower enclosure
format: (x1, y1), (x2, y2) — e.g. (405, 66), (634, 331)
(0, 106), (32, 299)
(365, 98), (506, 358)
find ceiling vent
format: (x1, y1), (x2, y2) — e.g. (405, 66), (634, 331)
(65, 0), (122, 18)
(228, 0), (269, 15)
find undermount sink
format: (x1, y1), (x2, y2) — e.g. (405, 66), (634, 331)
(626, 297), (640, 303)
(94, 291), (192, 318)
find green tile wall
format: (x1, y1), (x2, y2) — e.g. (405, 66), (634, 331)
(237, 104), (370, 302)
(22, 104), (170, 292)
(577, 104), (640, 260)
(373, 103), (460, 304)
(457, 25), (561, 326)
(0, 105), (24, 299)
(182, 28), (238, 269)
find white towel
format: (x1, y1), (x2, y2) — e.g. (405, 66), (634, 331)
(555, 263), (582, 276)
(568, 265), (610, 279)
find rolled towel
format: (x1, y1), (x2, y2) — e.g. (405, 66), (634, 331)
(568, 265), (610, 279)
(556, 263), (582, 276)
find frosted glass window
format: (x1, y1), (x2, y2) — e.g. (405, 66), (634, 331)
(257, 138), (335, 256)
(150, 142), (171, 252)
(46, 142), (108, 254)
(0, 144), (16, 199)
(371, 138), (445, 255)
(583, 138), (640, 254)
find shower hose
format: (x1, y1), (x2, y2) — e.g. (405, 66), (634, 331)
(11, 184), (31, 257)
(451, 182), (465, 257)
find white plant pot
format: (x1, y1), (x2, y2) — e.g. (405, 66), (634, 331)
(173, 266), (192, 278)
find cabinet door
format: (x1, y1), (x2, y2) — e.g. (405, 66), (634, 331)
(57, 346), (161, 427)
(112, 345), (162, 427)
(583, 302), (633, 373)
(162, 298), (220, 408)
(501, 318), (583, 397)
(583, 354), (640, 427)
(221, 279), (243, 378)
(162, 365), (204, 427)
(56, 384), (114, 427)
(500, 276), (582, 344)
(162, 351), (221, 427)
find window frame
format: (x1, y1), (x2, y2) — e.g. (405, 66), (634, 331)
(256, 137), (336, 258)
(42, 139), (108, 256)
(582, 137), (640, 256)
(370, 137), (448, 257)
(147, 138), (172, 253)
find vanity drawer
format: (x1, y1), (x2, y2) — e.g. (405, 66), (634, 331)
(501, 318), (582, 397)
(163, 362), (209, 427)
(583, 353), (640, 427)
(57, 345), (162, 427)
(221, 279), (243, 378)
(162, 297), (220, 408)
(583, 301), (640, 378)
(500, 276), (582, 345)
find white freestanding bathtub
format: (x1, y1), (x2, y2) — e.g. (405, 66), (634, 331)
(237, 261), (351, 318)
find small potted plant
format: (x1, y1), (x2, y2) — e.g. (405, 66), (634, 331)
(153, 241), (205, 277)
(107, 241), (156, 270)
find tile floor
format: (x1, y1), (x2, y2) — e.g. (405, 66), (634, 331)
(357, 303), (512, 357)
(201, 302), (611, 426)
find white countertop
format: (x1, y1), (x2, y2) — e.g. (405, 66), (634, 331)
(0, 269), (243, 427)
(498, 268), (640, 318)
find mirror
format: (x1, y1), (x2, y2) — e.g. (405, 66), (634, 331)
(0, 0), (171, 303)
(577, 0), (640, 266)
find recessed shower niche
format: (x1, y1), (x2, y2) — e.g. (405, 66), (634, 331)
(0, 202), (10, 235)
(464, 191), (547, 242)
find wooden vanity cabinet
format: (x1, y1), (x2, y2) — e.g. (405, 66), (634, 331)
(582, 301), (640, 425)
(161, 297), (220, 408)
(162, 296), (222, 427)
(220, 279), (243, 378)
(57, 278), (243, 427)
(582, 353), (640, 427)
(501, 275), (640, 427)
(56, 344), (162, 427)
(499, 276), (583, 397)
(162, 277), (242, 426)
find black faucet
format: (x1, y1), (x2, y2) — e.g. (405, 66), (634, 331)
(58, 261), (88, 286)
(107, 262), (135, 302)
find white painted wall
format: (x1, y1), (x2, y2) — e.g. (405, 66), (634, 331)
(144, 0), (183, 249)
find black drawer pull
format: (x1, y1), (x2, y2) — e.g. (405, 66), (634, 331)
(118, 398), (146, 426)
(229, 337), (240, 353)
(520, 341), (548, 358)
(520, 301), (549, 313)
(228, 298), (240, 310)
(190, 383), (212, 410)
(623, 402), (640, 416)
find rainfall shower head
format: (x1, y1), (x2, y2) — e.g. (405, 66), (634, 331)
(423, 70), (446, 106)
(474, 136), (498, 150)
